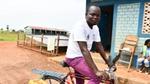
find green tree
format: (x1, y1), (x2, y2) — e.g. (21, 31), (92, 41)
(12, 29), (16, 32)
(0, 28), (3, 33)
(6, 25), (9, 32)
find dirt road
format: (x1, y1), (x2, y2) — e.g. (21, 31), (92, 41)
(1, 42), (150, 84)
(0, 42), (67, 84)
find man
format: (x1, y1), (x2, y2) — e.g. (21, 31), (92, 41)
(138, 39), (150, 74)
(65, 4), (109, 84)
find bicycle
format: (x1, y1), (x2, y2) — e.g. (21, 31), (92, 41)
(29, 54), (121, 84)
(29, 62), (117, 84)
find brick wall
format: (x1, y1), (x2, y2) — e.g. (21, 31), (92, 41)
(114, 3), (140, 54)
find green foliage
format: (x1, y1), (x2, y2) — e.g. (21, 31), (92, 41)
(0, 31), (24, 41)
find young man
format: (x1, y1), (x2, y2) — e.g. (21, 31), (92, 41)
(65, 5), (110, 84)
(138, 39), (150, 74)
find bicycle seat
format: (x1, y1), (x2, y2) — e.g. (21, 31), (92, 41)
(60, 61), (70, 67)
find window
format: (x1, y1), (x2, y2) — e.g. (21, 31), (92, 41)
(142, 2), (150, 34)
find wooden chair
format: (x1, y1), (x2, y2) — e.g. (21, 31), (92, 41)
(118, 35), (138, 72)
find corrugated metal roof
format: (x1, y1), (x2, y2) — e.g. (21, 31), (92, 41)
(24, 26), (68, 32)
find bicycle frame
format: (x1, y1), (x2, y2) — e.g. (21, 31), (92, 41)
(60, 61), (116, 84)
(31, 53), (121, 84)
(62, 62), (89, 84)
(32, 67), (116, 84)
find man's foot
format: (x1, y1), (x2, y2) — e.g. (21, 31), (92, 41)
(138, 68), (144, 73)
(145, 72), (149, 75)
(138, 69), (142, 73)
(145, 67), (149, 75)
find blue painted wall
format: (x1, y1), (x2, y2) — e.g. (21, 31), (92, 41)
(87, 0), (150, 65)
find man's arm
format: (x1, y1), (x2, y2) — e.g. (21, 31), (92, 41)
(95, 42), (109, 66)
(78, 41), (109, 79)
(78, 41), (98, 73)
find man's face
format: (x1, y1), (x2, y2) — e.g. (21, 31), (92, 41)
(86, 6), (101, 26)
(147, 42), (150, 48)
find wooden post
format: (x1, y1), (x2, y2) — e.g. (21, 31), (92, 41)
(31, 35), (33, 48)
(17, 32), (19, 46)
(56, 33), (60, 56)
(40, 34), (44, 53)
(23, 33), (26, 46)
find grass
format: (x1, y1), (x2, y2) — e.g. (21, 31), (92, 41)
(0, 31), (24, 41)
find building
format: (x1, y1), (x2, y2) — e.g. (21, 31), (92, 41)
(87, 0), (150, 63)
(24, 26), (69, 52)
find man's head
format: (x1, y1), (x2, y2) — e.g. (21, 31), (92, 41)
(86, 5), (101, 27)
(144, 39), (150, 48)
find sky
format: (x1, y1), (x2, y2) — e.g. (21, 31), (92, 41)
(0, 0), (86, 31)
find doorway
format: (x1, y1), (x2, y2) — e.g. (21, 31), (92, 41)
(99, 5), (113, 52)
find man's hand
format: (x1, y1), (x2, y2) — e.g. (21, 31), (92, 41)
(147, 56), (150, 61)
(107, 62), (114, 68)
(96, 71), (109, 80)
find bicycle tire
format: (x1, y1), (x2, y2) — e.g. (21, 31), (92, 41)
(32, 69), (67, 84)
(42, 75), (66, 84)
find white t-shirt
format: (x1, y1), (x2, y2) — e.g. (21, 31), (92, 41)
(66, 20), (101, 58)
(147, 48), (150, 57)
(141, 46), (150, 57)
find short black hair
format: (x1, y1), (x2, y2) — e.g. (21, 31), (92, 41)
(144, 39), (150, 45)
(85, 3), (100, 15)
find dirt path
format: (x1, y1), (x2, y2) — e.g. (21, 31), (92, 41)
(0, 42), (67, 84)
(1, 42), (150, 84)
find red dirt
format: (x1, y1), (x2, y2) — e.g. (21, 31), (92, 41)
(1, 41), (150, 84)
(0, 42), (67, 84)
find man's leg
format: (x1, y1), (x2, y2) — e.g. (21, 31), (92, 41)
(139, 61), (145, 72)
(66, 57), (101, 84)
(144, 59), (149, 74)
(74, 70), (84, 84)
(144, 59), (149, 67)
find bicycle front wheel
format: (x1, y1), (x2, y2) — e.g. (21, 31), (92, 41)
(48, 78), (65, 84)
(43, 75), (66, 84)
(32, 69), (67, 84)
